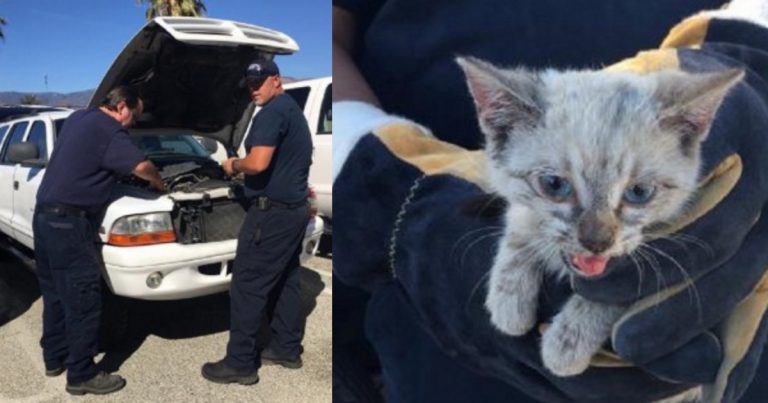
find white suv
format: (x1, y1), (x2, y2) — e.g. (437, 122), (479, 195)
(0, 17), (324, 301)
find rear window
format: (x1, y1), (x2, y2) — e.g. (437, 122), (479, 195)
(1, 122), (29, 163)
(286, 86), (310, 110)
(318, 84), (331, 135)
(0, 126), (9, 148)
(132, 134), (211, 159)
(54, 118), (67, 140)
(27, 121), (48, 160)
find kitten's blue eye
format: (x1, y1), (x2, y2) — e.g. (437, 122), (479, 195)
(537, 175), (573, 201)
(623, 183), (656, 205)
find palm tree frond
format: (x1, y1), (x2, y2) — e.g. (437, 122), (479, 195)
(0, 16), (7, 42)
(139, 0), (205, 20)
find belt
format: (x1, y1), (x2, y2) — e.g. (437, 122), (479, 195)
(38, 204), (88, 218)
(255, 196), (307, 210)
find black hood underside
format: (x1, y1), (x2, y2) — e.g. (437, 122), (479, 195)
(90, 24), (266, 150)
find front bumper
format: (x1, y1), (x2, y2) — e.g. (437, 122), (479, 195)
(102, 216), (324, 300)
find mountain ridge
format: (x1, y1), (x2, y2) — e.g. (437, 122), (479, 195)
(0, 90), (94, 108)
(0, 76), (304, 108)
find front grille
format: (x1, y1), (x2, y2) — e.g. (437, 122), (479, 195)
(172, 199), (247, 244)
(199, 262), (221, 275)
(197, 260), (235, 276)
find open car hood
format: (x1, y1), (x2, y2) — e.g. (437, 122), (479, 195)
(89, 17), (298, 152)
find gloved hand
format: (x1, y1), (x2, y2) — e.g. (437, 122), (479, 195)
(566, 69), (768, 402)
(570, 188), (768, 403)
(615, 209), (768, 403)
(335, 123), (701, 402)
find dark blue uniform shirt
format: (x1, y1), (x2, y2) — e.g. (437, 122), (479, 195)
(37, 107), (146, 212)
(243, 93), (312, 204)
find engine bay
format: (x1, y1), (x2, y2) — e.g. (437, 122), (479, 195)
(119, 157), (240, 193)
(115, 156), (249, 244)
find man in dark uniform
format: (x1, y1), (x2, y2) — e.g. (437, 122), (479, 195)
(34, 86), (164, 395)
(201, 59), (312, 385)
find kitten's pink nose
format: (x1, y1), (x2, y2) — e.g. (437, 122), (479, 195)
(579, 237), (613, 254)
(577, 216), (617, 254)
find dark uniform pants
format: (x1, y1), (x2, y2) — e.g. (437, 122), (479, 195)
(33, 209), (101, 384)
(225, 203), (310, 370)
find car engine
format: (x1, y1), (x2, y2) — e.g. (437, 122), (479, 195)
(119, 158), (238, 193)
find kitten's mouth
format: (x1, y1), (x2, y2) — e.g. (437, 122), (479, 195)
(563, 253), (610, 278)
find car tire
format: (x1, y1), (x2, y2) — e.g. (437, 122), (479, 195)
(317, 234), (332, 257)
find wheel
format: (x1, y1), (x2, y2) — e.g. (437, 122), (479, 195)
(317, 233), (332, 257)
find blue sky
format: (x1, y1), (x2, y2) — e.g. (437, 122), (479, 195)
(0, 0), (330, 93)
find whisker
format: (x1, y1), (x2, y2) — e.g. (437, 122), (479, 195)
(463, 236), (557, 315)
(513, 238), (556, 272)
(465, 270), (492, 315)
(459, 230), (506, 268)
(451, 226), (505, 261)
(635, 246), (667, 305)
(643, 228), (714, 258)
(640, 243), (703, 324)
(665, 233), (714, 258)
(627, 251), (645, 299)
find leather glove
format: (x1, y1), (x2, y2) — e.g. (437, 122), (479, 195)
(617, 209), (768, 403)
(568, 65), (768, 402)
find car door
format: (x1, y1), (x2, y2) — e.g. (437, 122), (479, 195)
(0, 120), (29, 239)
(11, 119), (50, 249)
(309, 81), (332, 218)
(0, 124), (12, 236)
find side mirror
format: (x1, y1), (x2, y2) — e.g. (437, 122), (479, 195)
(8, 142), (46, 167)
(8, 142), (39, 164)
(199, 137), (219, 154)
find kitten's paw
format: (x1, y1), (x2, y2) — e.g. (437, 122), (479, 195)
(485, 286), (536, 336)
(541, 320), (593, 377)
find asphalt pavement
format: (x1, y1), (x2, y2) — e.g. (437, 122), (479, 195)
(0, 241), (332, 403)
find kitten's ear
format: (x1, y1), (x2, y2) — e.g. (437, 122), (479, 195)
(456, 56), (542, 150)
(656, 69), (744, 147)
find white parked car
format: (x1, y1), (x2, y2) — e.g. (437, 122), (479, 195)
(0, 17), (324, 301)
(276, 77), (332, 221)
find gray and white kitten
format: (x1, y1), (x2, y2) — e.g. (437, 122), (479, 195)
(457, 56), (742, 377)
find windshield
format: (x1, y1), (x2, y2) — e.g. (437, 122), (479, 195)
(132, 134), (212, 159)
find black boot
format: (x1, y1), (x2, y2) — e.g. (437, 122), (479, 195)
(66, 372), (126, 395)
(45, 366), (65, 377)
(261, 348), (303, 369)
(201, 359), (259, 385)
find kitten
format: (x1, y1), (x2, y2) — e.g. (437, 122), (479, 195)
(456, 56), (742, 377)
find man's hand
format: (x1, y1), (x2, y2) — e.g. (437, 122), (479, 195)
(133, 160), (165, 192)
(226, 147), (275, 176)
(148, 177), (165, 192)
(223, 157), (238, 176)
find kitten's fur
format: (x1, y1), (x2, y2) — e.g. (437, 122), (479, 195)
(457, 57), (742, 379)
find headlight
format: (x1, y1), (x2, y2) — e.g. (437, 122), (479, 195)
(108, 213), (176, 246)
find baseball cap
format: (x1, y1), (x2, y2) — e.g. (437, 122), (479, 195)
(242, 59), (280, 86)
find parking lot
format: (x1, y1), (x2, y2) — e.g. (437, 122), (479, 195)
(0, 241), (332, 403)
